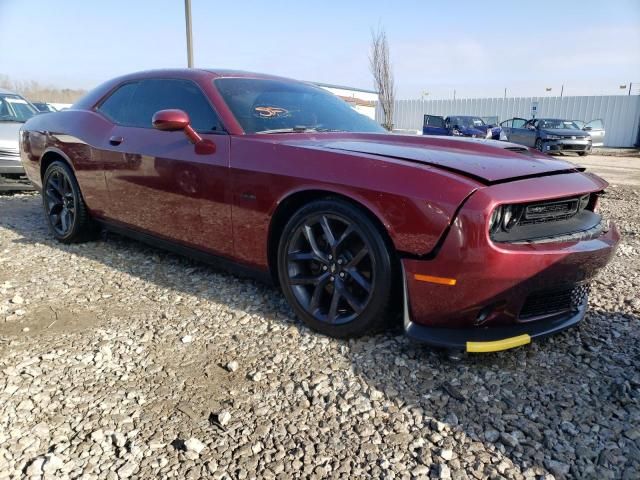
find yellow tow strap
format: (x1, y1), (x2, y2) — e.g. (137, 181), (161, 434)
(466, 334), (531, 353)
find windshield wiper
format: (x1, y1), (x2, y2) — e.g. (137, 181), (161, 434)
(256, 126), (318, 134)
(256, 126), (348, 134)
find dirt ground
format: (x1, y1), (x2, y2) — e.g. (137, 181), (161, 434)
(571, 154), (640, 186)
(0, 155), (639, 479)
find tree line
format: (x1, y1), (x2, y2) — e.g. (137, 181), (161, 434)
(0, 74), (87, 104)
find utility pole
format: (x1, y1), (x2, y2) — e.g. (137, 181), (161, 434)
(560, 84), (564, 97)
(630, 83), (633, 96)
(185, 0), (194, 68)
(504, 87), (507, 99)
(453, 89), (456, 101)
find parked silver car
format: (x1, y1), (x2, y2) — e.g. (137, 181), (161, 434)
(573, 119), (606, 147)
(0, 88), (38, 190)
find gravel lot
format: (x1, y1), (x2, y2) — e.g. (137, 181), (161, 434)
(1, 179), (638, 479)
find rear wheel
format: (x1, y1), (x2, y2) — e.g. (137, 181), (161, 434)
(42, 161), (95, 243)
(277, 199), (395, 338)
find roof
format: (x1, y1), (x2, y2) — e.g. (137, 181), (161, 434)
(0, 87), (18, 95)
(312, 82), (378, 94)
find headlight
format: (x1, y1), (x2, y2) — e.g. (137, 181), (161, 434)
(546, 135), (561, 140)
(579, 194), (589, 210)
(489, 205), (524, 234)
(489, 207), (503, 234)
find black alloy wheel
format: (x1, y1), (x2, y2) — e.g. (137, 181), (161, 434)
(278, 199), (395, 338)
(44, 169), (76, 236)
(535, 138), (544, 152)
(42, 161), (95, 243)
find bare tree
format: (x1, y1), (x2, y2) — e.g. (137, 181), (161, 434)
(0, 74), (86, 103)
(369, 27), (395, 131)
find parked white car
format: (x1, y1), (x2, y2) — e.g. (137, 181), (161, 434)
(0, 87), (38, 190)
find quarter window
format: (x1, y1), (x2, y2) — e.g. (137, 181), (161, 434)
(98, 79), (223, 133)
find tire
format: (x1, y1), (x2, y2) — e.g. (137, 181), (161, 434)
(42, 161), (96, 243)
(277, 198), (396, 338)
(577, 151), (588, 157)
(535, 138), (544, 152)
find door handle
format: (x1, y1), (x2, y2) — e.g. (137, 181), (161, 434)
(109, 136), (124, 146)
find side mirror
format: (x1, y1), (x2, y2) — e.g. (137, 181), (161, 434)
(527, 125), (536, 130)
(583, 126), (592, 131)
(152, 109), (190, 131)
(152, 109), (215, 154)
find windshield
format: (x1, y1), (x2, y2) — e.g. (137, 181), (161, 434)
(214, 78), (384, 134)
(0, 94), (38, 122)
(449, 116), (486, 129)
(538, 119), (581, 130)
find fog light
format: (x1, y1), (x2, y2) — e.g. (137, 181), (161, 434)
(475, 305), (494, 326)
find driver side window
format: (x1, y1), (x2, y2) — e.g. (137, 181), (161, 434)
(98, 79), (224, 133)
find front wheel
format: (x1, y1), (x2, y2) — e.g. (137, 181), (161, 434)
(535, 138), (544, 152)
(277, 199), (396, 338)
(577, 151), (589, 157)
(42, 161), (96, 243)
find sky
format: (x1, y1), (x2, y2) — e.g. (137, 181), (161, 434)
(1, 0), (639, 99)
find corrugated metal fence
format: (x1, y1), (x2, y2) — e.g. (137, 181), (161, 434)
(376, 95), (640, 147)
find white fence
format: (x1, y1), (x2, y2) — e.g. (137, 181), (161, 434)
(376, 95), (640, 147)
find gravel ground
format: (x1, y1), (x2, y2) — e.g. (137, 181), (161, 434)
(1, 186), (638, 480)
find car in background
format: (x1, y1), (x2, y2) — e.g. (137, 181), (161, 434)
(423, 115), (501, 140)
(32, 102), (58, 113)
(500, 118), (592, 156)
(0, 88), (38, 190)
(18, 68), (619, 353)
(573, 119), (606, 147)
(49, 102), (72, 111)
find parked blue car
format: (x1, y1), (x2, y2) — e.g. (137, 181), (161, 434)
(423, 115), (502, 140)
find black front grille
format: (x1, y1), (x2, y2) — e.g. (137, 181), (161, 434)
(519, 284), (589, 322)
(560, 144), (588, 151)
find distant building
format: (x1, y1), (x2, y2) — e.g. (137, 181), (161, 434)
(313, 82), (378, 120)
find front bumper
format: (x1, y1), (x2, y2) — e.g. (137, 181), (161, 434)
(402, 172), (620, 352)
(0, 151), (33, 191)
(0, 157), (25, 175)
(403, 284), (587, 351)
(542, 139), (591, 153)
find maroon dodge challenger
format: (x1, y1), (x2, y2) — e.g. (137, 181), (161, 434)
(19, 69), (619, 353)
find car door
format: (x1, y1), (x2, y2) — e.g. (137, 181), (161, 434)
(584, 119), (605, 146)
(502, 118), (528, 143)
(422, 115), (448, 135)
(95, 78), (233, 257)
(519, 119), (539, 147)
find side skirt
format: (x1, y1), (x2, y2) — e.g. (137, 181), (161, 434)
(95, 220), (274, 286)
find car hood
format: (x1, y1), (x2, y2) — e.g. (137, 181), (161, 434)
(0, 122), (22, 149)
(283, 134), (583, 184)
(540, 129), (587, 137)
